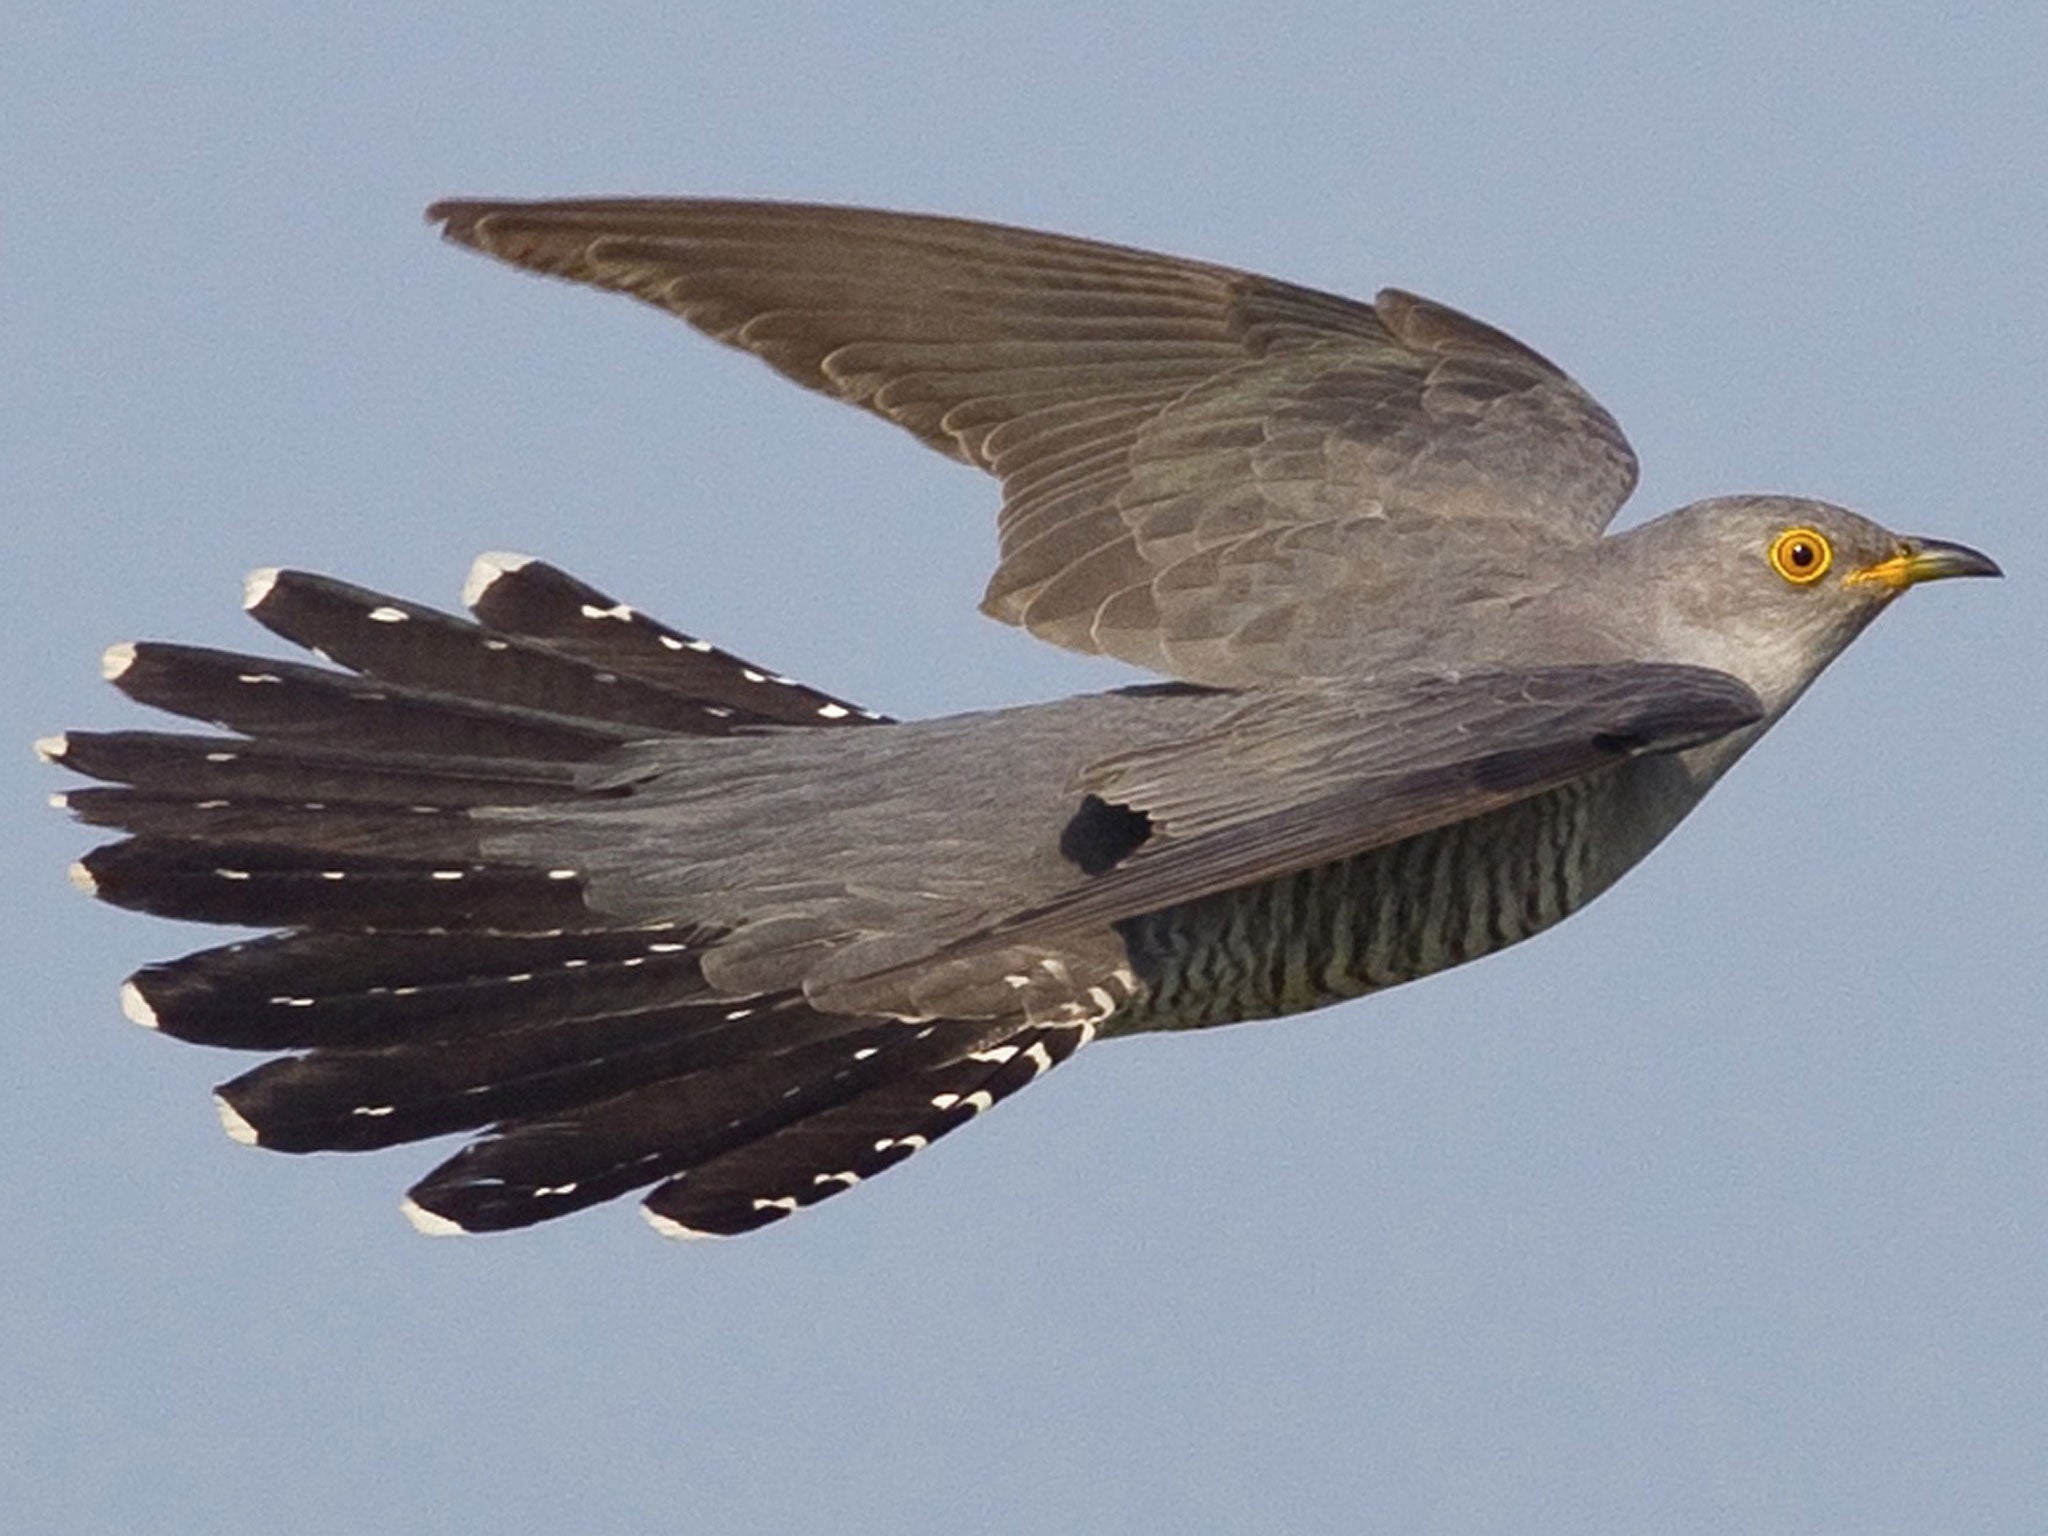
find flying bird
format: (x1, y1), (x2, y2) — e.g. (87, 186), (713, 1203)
(45, 199), (1999, 1238)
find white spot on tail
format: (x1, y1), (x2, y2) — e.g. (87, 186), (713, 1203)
(241, 568), (280, 610)
(215, 1095), (260, 1145)
(120, 980), (159, 1029)
(47, 792), (68, 810)
(366, 605), (409, 624)
(401, 1198), (467, 1237)
(969, 1045), (1020, 1064)
(580, 601), (634, 622)
(350, 1104), (395, 1118)
(816, 703), (850, 719)
(814, 1171), (860, 1188)
(429, 869), (465, 881)
(68, 861), (97, 894)
(463, 551), (534, 610)
(100, 643), (136, 681)
(236, 672), (283, 685)
(749, 1196), (798, 1214)
(33, 734), (68, 764)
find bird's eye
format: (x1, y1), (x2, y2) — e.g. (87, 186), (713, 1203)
(1769, 527), (1833, 585)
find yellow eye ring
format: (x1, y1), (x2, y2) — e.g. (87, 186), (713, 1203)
(1769, 527), (1833, 585)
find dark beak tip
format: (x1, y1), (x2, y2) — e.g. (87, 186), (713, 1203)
(1910, 537), (2003, 582)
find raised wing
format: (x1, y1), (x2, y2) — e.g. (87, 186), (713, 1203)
(429, 198), (1639, 683)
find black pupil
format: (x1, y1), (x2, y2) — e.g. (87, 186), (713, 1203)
(1788, 541), (1814, 568)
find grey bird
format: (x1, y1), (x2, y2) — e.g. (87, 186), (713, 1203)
(46, 199), (1999, 1239)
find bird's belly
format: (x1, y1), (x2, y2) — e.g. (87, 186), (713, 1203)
(1103, 772), (1674, 1035)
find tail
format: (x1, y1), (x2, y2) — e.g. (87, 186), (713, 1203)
(47, 554), (1087, 1238)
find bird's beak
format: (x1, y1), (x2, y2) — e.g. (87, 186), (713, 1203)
(1846, 536), (2003, 592)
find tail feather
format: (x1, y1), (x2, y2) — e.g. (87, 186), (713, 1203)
(53, 554), (1091, 1238)
(61, 786), (489, 859)
(403, 1016), (996, 1231)
(42, 729), (585, 807)
(246, 567), (777, 735)
(643, 1019), (1093, 1237)
(216, 991), (856, 1154)
(106, 641), (638, 758)
(463, 553), (890, 727)
(77, 837), (596, 931)
(130, 928), (723, 1049)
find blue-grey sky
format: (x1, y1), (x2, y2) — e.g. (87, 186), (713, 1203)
(7, 5), (2044, 1533)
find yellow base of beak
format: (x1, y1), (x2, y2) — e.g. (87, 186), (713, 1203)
(1847, 537), (2002, 591)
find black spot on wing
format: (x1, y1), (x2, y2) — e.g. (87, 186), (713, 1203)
(1059, 793), (1154, 875)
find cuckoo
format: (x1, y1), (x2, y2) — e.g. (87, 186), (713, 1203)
(45, 199), (1999, 1239)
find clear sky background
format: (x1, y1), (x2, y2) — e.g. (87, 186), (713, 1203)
(6, 6), (2044, 1533)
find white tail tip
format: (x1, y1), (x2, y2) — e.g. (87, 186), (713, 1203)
(100, 643), (137, 681)
(119, 980), (160, 1029)
(33, 734), (68, 764)
(463, 551), (535, 610)
(401, 1198), (468, 1237)
(214, 1095), (260, 1146)
(642, 1206), (726, 1241)
(67, 861), (97, 895)
(241, 567), (281, 610)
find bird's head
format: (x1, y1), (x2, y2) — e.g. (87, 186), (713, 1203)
(1609, 495), (1999, 718)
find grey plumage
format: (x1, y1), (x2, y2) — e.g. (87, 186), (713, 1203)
(48, 199), (1998, 1238)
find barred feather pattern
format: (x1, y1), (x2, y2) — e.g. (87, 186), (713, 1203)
(48, 554), (1086, 1238)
